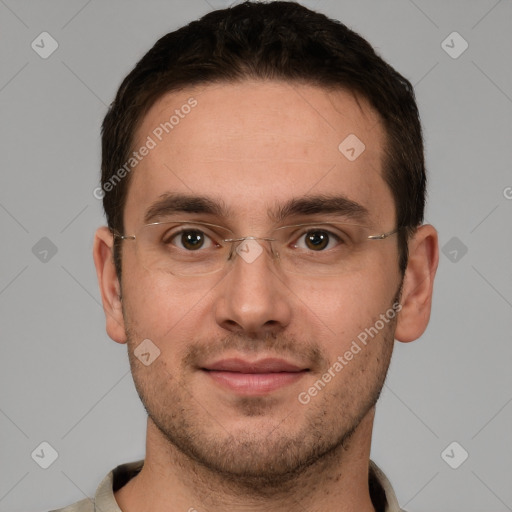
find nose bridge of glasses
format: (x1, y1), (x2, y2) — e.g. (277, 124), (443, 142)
(224, 235), (279, 262)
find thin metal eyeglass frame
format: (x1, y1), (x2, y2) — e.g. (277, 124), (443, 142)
(111, 220), (399, 276)
(112, 220), (398, 247)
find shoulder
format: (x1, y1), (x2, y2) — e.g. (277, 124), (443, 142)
(49, 497), (94, 512)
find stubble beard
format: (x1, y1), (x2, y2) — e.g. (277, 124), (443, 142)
(124, 312), (397, 495)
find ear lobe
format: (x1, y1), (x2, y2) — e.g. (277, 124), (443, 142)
(394, 224), (439, 343)
(93, 226), (127, 344)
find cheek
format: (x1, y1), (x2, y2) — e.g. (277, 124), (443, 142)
(299, 266), (399, 355)
(121, 264), (214, 343)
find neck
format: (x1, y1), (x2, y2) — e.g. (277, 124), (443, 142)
(115, 408), (378, 512)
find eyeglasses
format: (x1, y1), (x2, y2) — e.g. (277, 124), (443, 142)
(112, 220), (398, 277)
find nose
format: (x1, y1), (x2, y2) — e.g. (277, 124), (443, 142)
(213, 237), (293, 336)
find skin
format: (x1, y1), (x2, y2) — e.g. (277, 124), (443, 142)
(93, 80), (439, 512)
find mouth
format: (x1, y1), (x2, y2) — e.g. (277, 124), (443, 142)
(201, 358), (310, 395)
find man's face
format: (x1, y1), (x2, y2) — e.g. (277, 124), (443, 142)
(118, 81), (402, 483)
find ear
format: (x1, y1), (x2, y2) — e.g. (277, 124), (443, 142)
(93, 226), (127, 344)
(395, 224), (439, 343)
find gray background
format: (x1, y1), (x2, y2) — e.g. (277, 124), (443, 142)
(0, 0), (511, 511)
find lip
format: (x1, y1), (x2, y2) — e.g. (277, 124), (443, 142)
(203, 357), (306, 373)
(201, 358), (309, 395)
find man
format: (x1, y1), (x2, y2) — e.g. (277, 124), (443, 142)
(53, 1), (438, 511)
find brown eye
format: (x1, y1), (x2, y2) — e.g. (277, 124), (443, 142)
(294, 229), (341, 251)
(164, 229), (215, 251)
(304, 231), (330, 251)
(180, 230), (206, 250)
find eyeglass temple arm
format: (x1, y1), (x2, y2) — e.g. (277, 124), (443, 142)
(110, 229), (135, 241)
(367, 228), (399, 240)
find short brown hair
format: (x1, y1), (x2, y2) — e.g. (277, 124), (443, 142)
(101, 1), (426, 277)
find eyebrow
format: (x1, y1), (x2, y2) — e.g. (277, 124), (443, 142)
(143, 192), (369, 224)
(144, 193), (230, 224)
(270, 194), (369, 223)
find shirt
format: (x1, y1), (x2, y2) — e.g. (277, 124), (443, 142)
(49, 459), (406, 512)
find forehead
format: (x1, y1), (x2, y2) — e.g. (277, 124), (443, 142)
(125, 80), (394, 229)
